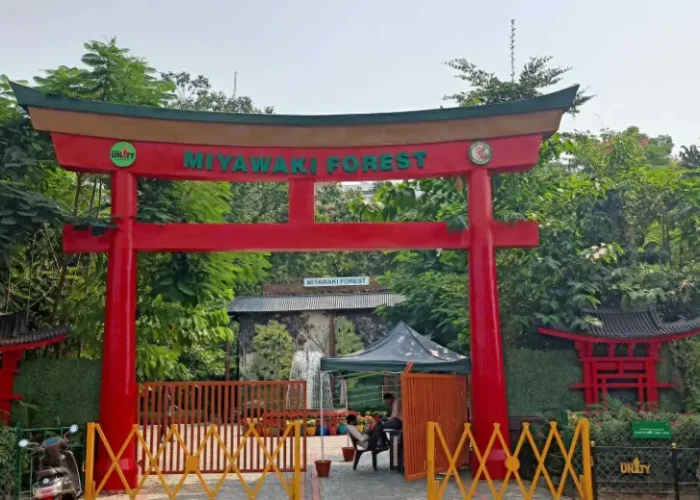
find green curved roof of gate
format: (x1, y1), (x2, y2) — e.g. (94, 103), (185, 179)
(10, 82), (579, 127)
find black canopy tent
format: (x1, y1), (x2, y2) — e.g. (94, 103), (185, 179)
(320, 321), (471, 374)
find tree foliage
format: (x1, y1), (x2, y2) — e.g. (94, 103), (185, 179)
(250, 321), (294, 381)
(355, 54), (700, 411)
(0, 38), (271, 381)
(4, 35), (700, 415)
(334, 316), (364, 356)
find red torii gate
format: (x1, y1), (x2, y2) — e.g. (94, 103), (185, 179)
(12, 82), (577, 487)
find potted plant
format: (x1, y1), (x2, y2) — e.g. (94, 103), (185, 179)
(318, 418), (328, 436)
(366, 415), (375, 432)
(315, 458), (331, 477)
(306, 418), (317, 436)
(328, 418), (339, 436)
(340, 416), (354, 461)
(337, 418), (347, 435)
(342, 446), (355, 461)
(356, 417), (365, 433)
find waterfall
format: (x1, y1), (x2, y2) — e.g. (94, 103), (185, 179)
(289, 349), (332, 409)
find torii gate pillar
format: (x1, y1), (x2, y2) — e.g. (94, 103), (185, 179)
(468, 168), (509, 476)
(97, 170), (139, 487)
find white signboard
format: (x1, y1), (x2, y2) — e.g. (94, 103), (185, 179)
(303, 276), (370, 287)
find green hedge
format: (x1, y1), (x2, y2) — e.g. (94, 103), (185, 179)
(505, 347), (685, 415)
(505, 348), (585, 415)
(12, 359), (101, 428)
(0, 426), (15, 500)
(657, 345), (684, 412)
(572, 409), (700, 448)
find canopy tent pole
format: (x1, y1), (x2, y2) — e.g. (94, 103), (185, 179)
(342, 377), (350, 447)
(320, 369), (325, 460)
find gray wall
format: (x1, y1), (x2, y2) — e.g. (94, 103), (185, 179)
(233, 309), (389, 379)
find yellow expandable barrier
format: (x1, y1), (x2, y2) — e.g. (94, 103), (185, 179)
(83, 420), (303, 500)
(427, 418), (594, 500)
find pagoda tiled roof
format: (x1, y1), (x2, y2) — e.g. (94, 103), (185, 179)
(0, 313), (67, 348)
(540, 306), (700, 341)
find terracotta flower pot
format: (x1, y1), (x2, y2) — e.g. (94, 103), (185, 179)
(315, 459), (331, 477)
(328, 426), (338, 436)
(342, 447), (355, 462)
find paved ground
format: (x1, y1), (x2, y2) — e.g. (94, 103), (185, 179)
(314, 443), (555, 500)
(99, 436), (559, 499)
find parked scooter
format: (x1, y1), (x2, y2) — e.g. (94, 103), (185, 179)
(18, 424), (82, 500)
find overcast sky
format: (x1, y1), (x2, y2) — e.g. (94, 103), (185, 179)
(3, 0), (699, 149)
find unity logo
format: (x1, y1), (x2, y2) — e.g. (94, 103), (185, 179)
(110, 142), (137, 168)
(468, 141), (493, 166)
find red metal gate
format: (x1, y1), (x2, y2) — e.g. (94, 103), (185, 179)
(401, 372), (469, 481)
(139, 381), (307, 473)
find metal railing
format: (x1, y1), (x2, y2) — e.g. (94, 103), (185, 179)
(592, 443), (700, 499)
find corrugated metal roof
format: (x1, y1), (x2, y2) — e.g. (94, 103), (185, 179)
(228, 293), (405, 313)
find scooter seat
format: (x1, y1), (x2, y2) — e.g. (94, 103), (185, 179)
(37, 468), (59, 479)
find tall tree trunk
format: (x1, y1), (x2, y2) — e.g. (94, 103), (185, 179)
(51, 173), (84, 320)
(224, 340), (231, 381)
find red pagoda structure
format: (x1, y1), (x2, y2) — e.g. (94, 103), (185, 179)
(538, 306), (700, 406)
(0, 313), (67, 424)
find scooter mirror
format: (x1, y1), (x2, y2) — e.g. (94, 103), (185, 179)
(69, 424), (79, 434)
(18, 439), (28, 448)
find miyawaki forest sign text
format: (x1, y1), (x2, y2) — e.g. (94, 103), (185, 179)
(304, 276), (370, 287)
(183, 150), (427, 175)
(48, 134), (543, 182)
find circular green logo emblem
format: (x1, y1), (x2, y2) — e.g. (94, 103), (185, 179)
(110, 142), (136, 168)
(468, 141), (492, 166)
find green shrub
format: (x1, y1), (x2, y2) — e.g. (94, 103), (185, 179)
(0, 425), (16, 500)
(250, 321), (293, 381)
(12, 358), (101, 427)
(505, 346), (684, 415)
(657, 345), (684, 412)
(334, 317), (363, 356)
(570, 406), (700, 447)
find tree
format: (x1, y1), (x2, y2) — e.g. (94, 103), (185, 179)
(265, 183), (395, 285)
(359, 47), (590, 352)
(681, 144), (700, 169)
(250, 321), (293, 381)
(0, 39), (273, 382)
(163, 72), (273, 114)
(334, 317), (363, 356)
(444, 56), (592, 114)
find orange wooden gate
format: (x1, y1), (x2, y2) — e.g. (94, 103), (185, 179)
(401, 372), (468, 481)
(139, 380), (307, 473)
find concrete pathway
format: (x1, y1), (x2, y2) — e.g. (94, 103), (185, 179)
(314, 450), (555, 500)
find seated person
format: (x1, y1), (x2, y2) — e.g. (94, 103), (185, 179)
(383, 393), (402, 430)
(346, 414), (388, 450)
